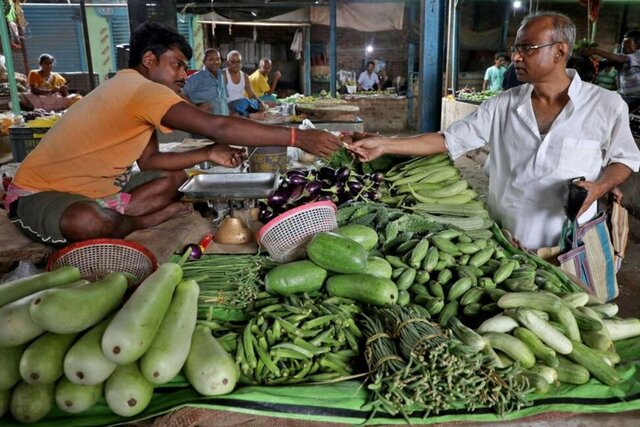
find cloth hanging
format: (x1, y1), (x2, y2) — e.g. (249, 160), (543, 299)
(290, 29), (304, 60)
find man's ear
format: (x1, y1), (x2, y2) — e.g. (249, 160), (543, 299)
(142, 51), (156, 68)
(556, 43), (568, 61)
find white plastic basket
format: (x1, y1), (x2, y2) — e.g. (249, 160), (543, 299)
(257, 201), (338, 263)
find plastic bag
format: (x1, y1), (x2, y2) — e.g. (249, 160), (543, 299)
(0, 260), (42, 284)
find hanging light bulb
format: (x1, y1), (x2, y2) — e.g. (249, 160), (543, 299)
(513, 0), (522, 9)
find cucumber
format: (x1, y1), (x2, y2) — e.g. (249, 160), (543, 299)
(0, 388), (8, 418)
(0, 345), (26, 390)
(10, 381), (55, 423)
(336, 224), (379, 250)
(265, 260), (327, 296)
(102, 262), (182, 364)
(141, 280), (199, 384)
(306, 232), (368, 274)
(64, 316), (117, 385)
(55, 377), (102, 414)
(184, 325), (239, 396)
(105, 363), (154, 417)
(29, 272), (127, 334)
(326, 274), (398, 306)
(366, 257), (393, 279)
(20, 332), (77, 384)
(0, 280), (88, 348)
(0, 266), (81, 307)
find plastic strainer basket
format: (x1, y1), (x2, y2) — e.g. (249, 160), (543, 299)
(257, 200), (338, 263)
(47, 239), (157, 285)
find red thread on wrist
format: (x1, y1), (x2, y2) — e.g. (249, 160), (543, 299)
(290, 127), (297, 147)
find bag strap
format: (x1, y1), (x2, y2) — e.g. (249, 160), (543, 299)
(559, 217), (578, 253)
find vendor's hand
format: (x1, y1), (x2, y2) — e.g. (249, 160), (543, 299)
(574, 179), (607, 217)
(611, 186), (623, 204)
(274, 70), (282, 80)
(297, 129), (341, 158)
(347, 136), (388, 162)
(207, 144), (246, 168)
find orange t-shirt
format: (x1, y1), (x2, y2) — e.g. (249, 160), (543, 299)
(28, 70), (66, 90)
(14, 69), (184, 198)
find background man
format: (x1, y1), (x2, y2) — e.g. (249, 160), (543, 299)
(249, 58), (281, 99)
(357, 61), (379, 91)
(483, 52), (507, 91)
(183, 48), (229, 116)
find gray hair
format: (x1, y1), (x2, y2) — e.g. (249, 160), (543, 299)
(227, 50), (241, 62)
(520, 11), (576, 58)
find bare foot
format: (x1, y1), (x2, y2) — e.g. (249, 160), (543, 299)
(132, 202), (193, 230)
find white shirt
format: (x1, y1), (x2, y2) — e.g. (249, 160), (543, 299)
(444, 70), (640, 250)
(225, 68), (246, 102)
(357, 71), (379, 90)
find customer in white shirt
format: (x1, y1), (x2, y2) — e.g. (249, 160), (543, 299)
(349, 12), (640, 251)
(357, 61), (380, 91)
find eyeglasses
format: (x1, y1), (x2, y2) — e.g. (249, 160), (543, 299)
(228, 60), (241, 64)
(510, 42), (562, 55)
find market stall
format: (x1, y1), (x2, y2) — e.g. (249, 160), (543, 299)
(2, 149), (640, 426)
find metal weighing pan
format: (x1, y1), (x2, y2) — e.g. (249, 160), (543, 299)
(179, 172), (279, 200)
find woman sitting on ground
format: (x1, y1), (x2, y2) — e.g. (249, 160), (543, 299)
(20, 53), (82, 111)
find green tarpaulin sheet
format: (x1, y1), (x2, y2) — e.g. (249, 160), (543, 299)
(3, 361), (640, 426)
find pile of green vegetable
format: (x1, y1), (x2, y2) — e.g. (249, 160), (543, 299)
(0, 254), (239, 423)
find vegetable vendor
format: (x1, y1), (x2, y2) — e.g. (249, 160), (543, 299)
(19, 53), (83, 112)
(357, 61), (380, 92)
(7, 22), (340, 246)
(248, 58), (281, 100)
(349, 12), (640, 251)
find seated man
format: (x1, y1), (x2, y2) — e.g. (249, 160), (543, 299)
(183, 48), (229, 115)
(7, 22), (340, 246)
(224, 50), (266, 119)
(19, 54), (82, 111)
(357, 61), (379, 91)
(248, 58), (281, 100)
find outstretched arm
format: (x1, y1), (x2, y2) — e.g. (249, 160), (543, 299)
(580, 48), (628, 65)
(161, 101), (341, 158)
(349, 132), (448, 162)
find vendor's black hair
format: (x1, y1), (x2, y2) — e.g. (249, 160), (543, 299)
(39, 53), (54, 64)
(366, 61), (375, 67)
(128, 21), (193, 68)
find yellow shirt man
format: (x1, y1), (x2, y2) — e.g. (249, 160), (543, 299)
(247, 58), (281, 98)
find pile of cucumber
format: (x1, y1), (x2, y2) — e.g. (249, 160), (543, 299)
(0, 260), (239, 424)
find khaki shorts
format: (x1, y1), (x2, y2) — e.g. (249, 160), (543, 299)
(9, 171), (163, 246)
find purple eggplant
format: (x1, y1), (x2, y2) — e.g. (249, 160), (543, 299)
(268, 189), (291, 207)
(305, 180), (323, 197)
(181, 243), (203, 260)
(347, 180), (363, 195)
(259, 209), (276, 223)
(365, 190), (380, 201)
(318, 166), (336, 182)
(371, 172), (384, 184)
(289, 183), (305, 201)
(288, 174), (308, 186)
(287, 169), (308, 179)
(335, 167), (351, 182)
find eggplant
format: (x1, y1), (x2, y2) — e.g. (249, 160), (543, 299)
(181, 243), (203, 260)
(334, 167), (351, 182)
(259, 209), (276, 224)
(318, 166), (336, 182)
(347, 180), (363, 195)
(268, 189), (290, 207)
(305, 181), (323, 197)
(365, 190), (380, 201)
(287, 169), (308, 179)
(371, 172), (384, 184)
(289, 183), (305, 201)
(288, 174), (308, 186)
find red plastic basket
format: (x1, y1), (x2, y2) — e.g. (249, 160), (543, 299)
(257, 201), (338, 263)
(47, 239), (157, 285)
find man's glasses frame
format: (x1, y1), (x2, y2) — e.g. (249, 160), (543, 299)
(510, 42), (562, 55)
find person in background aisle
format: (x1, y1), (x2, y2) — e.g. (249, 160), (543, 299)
(248, 58), (281, 99)
(19, 54), (82, 111)
(580, 30), (640, 113)
(224, 50), (266, 119)
(182, 48), (229, 116)
(357, 61), (379, 91)
(482, 52), (507, 92)
(349, 12), (640, 252)
(7, 22), (340, 246)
